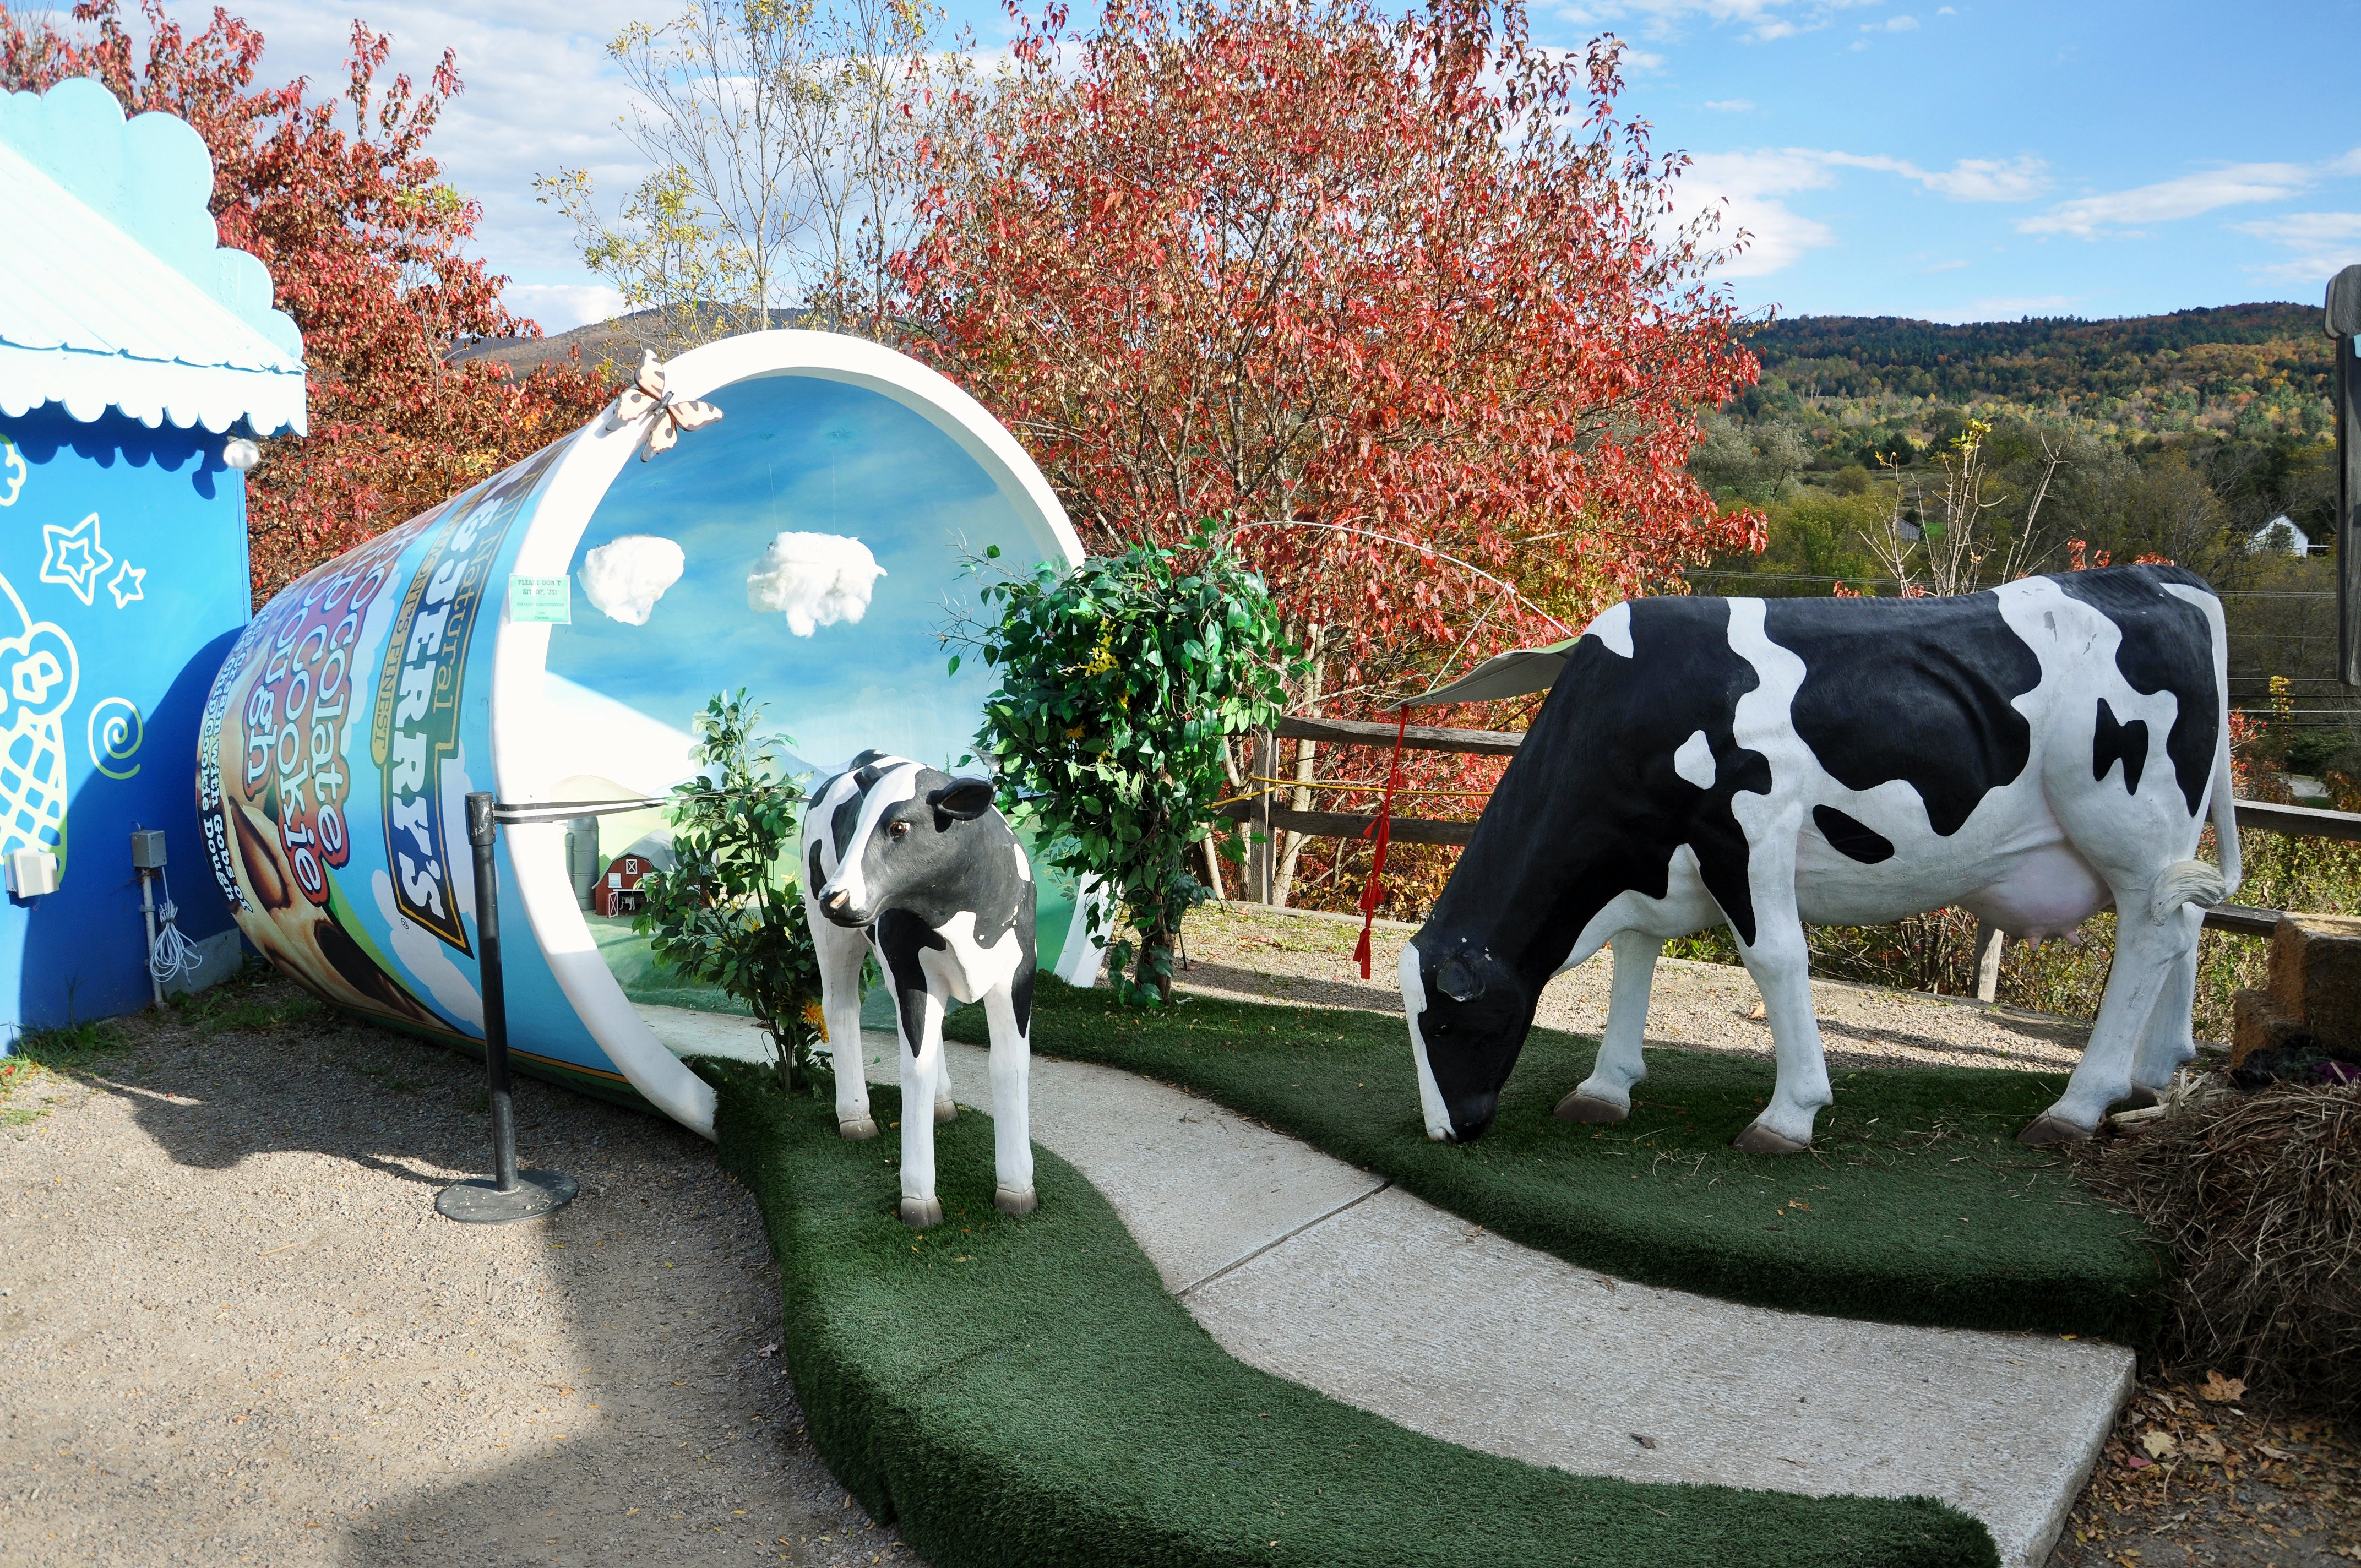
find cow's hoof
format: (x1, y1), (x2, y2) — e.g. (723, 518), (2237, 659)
(2017, 1113), (2093, 1148)
(994, 1185), (1038, 1216)
(899, 1196), (945, 1228)
(1554, 1091), (1629, 1124)
(934, 1099), (958, 1124)
(1732, 1122), (1810, 1156)
(839, 1117), (878, 1140)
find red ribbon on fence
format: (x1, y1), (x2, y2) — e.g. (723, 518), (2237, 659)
(1354, 706), (1411, 980)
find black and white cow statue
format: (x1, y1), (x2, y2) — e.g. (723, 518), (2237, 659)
(1403, 564), (2239, 1154)
(801, 750), (1037, 1226)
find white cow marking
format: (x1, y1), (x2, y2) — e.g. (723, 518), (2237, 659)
(1587, 601), (1634, 658)
(919, 910), (1026, 1006)
(1672, 729), (1715, 790)
(1400, 943), (1455, 1142)
(819, 761), (921, 913)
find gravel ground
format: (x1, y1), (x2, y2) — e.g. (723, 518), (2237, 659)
(0, 980), (911, 1568)
(1177, 902), (2099, 1072)
(7, 928), (2344, 1568)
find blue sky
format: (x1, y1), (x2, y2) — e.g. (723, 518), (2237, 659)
(150, 0), (2361, 328)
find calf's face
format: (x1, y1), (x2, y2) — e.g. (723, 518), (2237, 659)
(815, 768), (999, 927)
(1401, 938), (1532, 1142)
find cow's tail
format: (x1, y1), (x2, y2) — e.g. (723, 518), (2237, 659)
(2207, 711), (2244, 903)
(2152, 703), (2243, 923)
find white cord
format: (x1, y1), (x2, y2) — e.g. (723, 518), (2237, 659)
(146, 868), (202, 985)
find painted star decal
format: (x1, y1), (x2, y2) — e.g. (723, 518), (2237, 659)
(40, 513), (112, 606)
(107, 559), (145, 609)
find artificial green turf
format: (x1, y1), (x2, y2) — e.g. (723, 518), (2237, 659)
(711, 1063), (1999, 1568)
(946, 979), (2169, 1344)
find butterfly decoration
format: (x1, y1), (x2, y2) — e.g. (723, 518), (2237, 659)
(613, 351), (724, 461)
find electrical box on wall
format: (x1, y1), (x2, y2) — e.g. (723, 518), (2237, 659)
(7, 848), (59, 898)
(130, 829), (167, 870)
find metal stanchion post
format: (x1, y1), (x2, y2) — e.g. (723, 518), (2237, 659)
(437, 792), (578, 1224)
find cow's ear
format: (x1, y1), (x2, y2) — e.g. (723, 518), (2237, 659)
(1437, 953), (1485, 1003)
(928, 778), (997, 823)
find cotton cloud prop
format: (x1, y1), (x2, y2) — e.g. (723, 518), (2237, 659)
(579, 535), (686, 625)
(747, 532), (886, 636)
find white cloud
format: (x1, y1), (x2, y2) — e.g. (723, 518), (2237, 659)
(1818, 150), (2048, 200)
(579, 534), (686, 625)
(505, 282), (625, 334)
(2232, 211), (2361, 285)
(1554, 1), (1885, 45)
(2020, 161), (2316, 237)
(1921, 258), (1970, 273)
(1862, 14), (1920, 30)
(155, 2), (650, 284)
(374, 869), (484, 1030)
(1704, 97), (1756, 111)
(1671, 149), (1841, 277)
(747, 533), (887, 637)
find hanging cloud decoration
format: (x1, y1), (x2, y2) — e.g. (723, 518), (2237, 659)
(747, 531), (886, 636)
(579, 534), (686, 625)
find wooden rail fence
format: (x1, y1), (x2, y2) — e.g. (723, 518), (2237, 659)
(1214, 715), (2361, 943)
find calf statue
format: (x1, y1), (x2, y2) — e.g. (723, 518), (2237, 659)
(1403, 564), (2239, 1154)
(801, 752), (1037, 1225)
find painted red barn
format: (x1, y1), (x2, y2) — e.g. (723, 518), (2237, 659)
(592, 853), (656, 917)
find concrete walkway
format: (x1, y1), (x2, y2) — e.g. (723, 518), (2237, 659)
(649, 1008), (2132, 1568)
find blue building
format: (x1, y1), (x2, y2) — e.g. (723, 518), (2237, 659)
(0, 77), (303, 1046)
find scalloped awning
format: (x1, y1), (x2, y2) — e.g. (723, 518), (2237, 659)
(0, 92), (304, 437)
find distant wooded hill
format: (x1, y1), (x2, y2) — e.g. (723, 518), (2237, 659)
(1734, 303), (2335, 439)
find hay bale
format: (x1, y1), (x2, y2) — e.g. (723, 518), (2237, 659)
(2079, 1083), (2361, 1415)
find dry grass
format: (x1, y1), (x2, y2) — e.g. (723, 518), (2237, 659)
(2077, 1083), (2361, 1417)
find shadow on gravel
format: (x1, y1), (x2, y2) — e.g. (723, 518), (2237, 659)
(78, 979), (911, 1568)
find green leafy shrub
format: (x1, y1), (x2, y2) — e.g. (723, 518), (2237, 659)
(636, 690), (826, 1091)
(967, 533), (1294, 1004)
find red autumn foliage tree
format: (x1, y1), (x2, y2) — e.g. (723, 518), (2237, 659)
(897, 0), (1764, 705)
(0, 1), (617, 605)
(898, 0), (1763, 907)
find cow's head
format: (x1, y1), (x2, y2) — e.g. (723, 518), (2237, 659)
(814, 764), (999, 928)
(1401, 935), (1531, 1142)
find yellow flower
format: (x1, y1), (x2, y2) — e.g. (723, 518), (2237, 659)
(1081, 627), (1116, 676)
(802, 998), (828, 1043)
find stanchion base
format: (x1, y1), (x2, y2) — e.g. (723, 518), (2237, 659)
(436, 1168), (579, 1224)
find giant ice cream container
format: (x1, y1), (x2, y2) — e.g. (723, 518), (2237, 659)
(195, 331), (1098, 1136)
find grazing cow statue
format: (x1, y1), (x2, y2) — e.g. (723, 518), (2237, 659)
(801, 750), (1037, 1225)
(1402, 564), (2239, 1155)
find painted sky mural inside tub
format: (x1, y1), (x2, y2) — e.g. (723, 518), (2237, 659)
(547, 373), (1054, 782)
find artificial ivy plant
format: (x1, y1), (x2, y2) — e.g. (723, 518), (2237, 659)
(634, 689), (827, 1091)
(965, 531), (1295, 1004)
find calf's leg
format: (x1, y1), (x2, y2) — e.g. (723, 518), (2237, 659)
(810, 914), (876, 1139)
(897, 986), (948, 1227)
(932, 1037), (958, 1124)
(982, 984), (1036, 1214)
(1557, 933), (1657, 1123)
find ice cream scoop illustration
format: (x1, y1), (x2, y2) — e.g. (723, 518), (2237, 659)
(0, 571), (77, 864)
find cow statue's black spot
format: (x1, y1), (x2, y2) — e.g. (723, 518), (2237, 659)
(2056, 565), (2217, 815)
(1761, 594), (2043, 837)
(2093, 698), (2148, 796)
(1810, 804), (1895, 864)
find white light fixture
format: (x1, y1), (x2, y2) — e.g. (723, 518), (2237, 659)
(222, 437), (262, 471)
(6, 847), (58, 897)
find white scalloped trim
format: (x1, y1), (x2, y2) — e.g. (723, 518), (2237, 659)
(0, 343), (304, 434)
